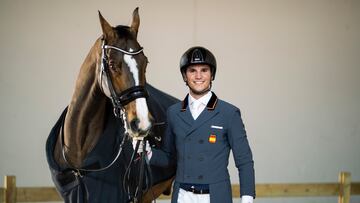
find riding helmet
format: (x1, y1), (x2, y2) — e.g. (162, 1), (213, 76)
(179, 46), (217, 80)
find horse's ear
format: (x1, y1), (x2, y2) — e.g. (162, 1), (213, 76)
(98, 11), (115, 40)
(130, 7), (140, 38)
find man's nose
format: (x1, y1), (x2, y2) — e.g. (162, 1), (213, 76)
(195, 71), (202, 78)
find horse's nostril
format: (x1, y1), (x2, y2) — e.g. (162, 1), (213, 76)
(130, 119), (140, 131)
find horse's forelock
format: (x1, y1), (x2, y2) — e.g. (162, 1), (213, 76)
(114, 25), (136, 40)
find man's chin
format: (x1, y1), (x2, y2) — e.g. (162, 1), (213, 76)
(191, 88), (210, 95)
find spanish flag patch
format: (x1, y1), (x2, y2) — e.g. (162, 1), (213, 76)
(209, 134), (216, 143)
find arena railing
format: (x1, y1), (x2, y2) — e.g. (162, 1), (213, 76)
(1, 171), (359, 203)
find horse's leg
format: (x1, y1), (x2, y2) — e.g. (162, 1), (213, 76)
(141, 176), (174, 203)
(161, 179), (173, 196)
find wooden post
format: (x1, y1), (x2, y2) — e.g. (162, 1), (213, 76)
(4, 176), (16, 203)
(338, 172), (351, 203)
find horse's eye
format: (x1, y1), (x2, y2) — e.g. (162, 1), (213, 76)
(108, 60), (117, 70)
(109, 59), (115, 67)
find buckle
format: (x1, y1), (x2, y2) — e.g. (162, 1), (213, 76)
(180, 183), (209, 194)
(190, 186), (207, 194)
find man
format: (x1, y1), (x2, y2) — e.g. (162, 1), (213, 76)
(136, 46), (255, 203)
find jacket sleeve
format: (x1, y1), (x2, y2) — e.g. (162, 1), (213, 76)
(227, 109), (256, 198)
(150, 109), (177, 167)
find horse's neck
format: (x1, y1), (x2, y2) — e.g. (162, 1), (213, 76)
(56, 40), (107, 167)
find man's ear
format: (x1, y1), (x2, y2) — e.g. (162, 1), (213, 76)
(182, 73), (187, 82)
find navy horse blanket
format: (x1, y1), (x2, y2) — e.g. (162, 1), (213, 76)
(46, 84), (178, 202)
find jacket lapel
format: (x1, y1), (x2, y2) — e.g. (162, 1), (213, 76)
(176, 94), (194, 126)
(176, 93), (219, 136)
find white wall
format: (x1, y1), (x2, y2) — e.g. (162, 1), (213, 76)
(0, 0), (359, 202)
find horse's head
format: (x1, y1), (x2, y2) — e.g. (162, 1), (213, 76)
(97, 8), (152, 138)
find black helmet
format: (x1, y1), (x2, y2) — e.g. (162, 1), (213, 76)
(180, 46), (217, 80)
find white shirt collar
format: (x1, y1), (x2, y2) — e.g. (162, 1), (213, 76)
(188, 91), (213, 107)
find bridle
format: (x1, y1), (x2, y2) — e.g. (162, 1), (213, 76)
(100, 39), (148, 119)
(61, 39), (154, 203)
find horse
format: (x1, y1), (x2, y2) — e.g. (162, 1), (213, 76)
(46, 8), (178, 203)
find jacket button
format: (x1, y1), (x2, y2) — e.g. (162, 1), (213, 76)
(199, 139), (204, 144)
(198, 175), (203, 180)
(199, 157), (204, 161)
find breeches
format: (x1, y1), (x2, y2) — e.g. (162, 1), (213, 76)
(177, 188), (210, 203)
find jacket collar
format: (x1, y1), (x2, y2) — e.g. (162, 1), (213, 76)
(181, 91), (218, 111)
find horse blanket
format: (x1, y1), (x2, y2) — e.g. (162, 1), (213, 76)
(46, 84), (178, 203)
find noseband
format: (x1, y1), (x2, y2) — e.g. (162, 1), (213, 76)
(100, 40), (148, 118)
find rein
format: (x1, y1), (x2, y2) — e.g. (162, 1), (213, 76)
(61, 40), (154, 203)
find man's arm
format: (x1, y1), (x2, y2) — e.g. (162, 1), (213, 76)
(149, 109), (176, 167)
(227, 109), (256, 199)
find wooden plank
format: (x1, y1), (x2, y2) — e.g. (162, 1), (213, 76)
(2, 176), (359, 202)
(4, 176), (16, 203)
(0, 188), (5, 202)
(351, 182), (360, 195)
(338, 172), (351, 203)
(159, 183), (341, 199)
(6, 182), (358, 201)
(232, 183), (339, 197)
(158, 194), (171, 199)
(16, 187), (62, 202)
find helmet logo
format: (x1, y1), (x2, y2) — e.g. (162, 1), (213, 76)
(191, 49), (204, 63)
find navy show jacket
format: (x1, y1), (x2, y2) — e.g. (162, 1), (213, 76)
(151, 92), (256, 203)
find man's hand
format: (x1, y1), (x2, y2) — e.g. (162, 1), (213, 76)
(241, 195), (253, 203)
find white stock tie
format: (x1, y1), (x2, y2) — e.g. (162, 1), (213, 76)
(191, 100), (202, 120)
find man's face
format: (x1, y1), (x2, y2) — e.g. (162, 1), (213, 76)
(184, 64), (212, 98)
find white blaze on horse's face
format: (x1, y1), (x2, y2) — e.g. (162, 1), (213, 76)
(124, 48), (151, 132)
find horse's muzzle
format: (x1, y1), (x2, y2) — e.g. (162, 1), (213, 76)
(129, 118), (153, 137)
